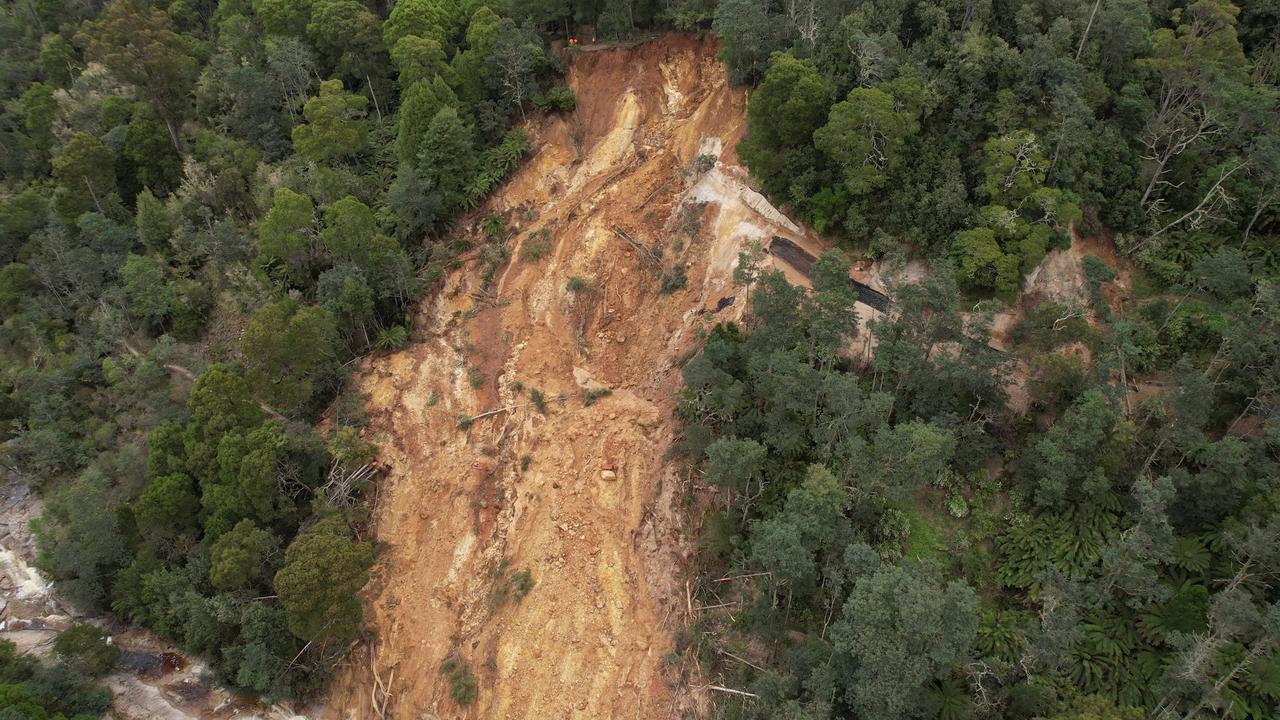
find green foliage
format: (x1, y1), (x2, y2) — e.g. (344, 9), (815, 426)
(582, 388), (611, 406)
(291, 79), (368, 163)
(1021, 390), (1132, 510)
(396, 76), (458, 165)
(4, 0), (561, 704)
(374, 325), (410, 350)
(123, 104), (182, 195)
(660, 265), (687, 294)
(441, 655), (478, 706)
(274, 515), (373, 643)
(384, 0), (452, 47)
(952, 227), (1021, 296)
(209, 519), (277, 591)
(390, 34), (456, 88)
(133, 472), (200, 551)
(1138, 583), (1209, 644)
(490, 559), (535, 606)
(0, 639), (112, 718)
(520, 228), (552, 260)
(831, 563), (978, 720)
(712, 0), (782, 83)
(78, 0), (196, 142)
(529, 388), (547, 414)
(7, 0), (1280, 713)
(996, 507), (1120, 597)
(240, 298), (342, 415)
(685, 3), (1280, 719)
(258, 187), (316, 286)
(415, 107), (478, 215)
(815, 77), (923, 197)
(465, 127), (529, 206)
(33, 472), (128, 610)
(51, 132), (117, 221)
(306, 0), (387, 84)
(1040, 694), (1145, 720)
(53, 624), (121, 677)
(120, 253), (173, 332)
(532, 85), (576, 112)
(737, 53), (828, 199)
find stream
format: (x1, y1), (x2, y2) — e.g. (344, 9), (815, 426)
(0, 481), (307, 719)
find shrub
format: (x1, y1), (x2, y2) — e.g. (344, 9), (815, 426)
(1082, 254), (1117, 285)
(660, 265), (687, 294)
(566, 275), (588, 292)
(491, 559), (535, 606)
(373, 325), (409, 351)
(1010, 302), (1092, 353)
(464, 128), (529, 206)
(53, 624), (120, 676)
(520, 228), (553, 261)
(582, 388), (611, 406)
(532, 85), (576, 112)
(441, 656), (478, 706)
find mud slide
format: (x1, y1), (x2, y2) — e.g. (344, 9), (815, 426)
(327, 35), (816, 719)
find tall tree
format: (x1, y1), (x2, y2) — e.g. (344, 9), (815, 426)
(51, 132), (117, 221)
(737, 52), (829, 199)
(258, 187), (318, 286)
(1134, 0), (1247, 216)
(832, 563), (978, 720)
(291, 79), (368, 164)
(239, 298), (341, 415)
(274, 515), (373, 644)
(814, 76), (924, 198)
(78, 0), (197, 152)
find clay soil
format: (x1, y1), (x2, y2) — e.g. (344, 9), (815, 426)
(326, 35), (810, 720)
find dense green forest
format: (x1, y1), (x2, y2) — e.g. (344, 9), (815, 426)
(2, 0), (1278, 717)
(0, 0), (582, 708)
(0, 631), (114, 720)
(673, 1), (1280, 719)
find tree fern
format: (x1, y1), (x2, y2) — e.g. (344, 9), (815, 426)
(1169, 534), (1212, 576)
(373, 325), (409, 350)
(1070, 611), (1160, 705)
(927, 675), (974, 720)
(1137, 583), (1209, 645)
(974, 607), (1028, 662)
(995, 506), (1119, 598)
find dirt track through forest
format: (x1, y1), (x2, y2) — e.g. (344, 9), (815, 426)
(326, 35), (823, 720)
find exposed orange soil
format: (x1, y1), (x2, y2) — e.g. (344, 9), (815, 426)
(326, 35), (812, 720)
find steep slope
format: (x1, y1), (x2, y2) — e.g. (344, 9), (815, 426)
(328, 35), (826, 719)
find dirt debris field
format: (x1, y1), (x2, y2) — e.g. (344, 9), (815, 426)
(326, 35), (824, 720)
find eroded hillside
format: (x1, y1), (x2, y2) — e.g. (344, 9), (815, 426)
(328, 35), (828, 719)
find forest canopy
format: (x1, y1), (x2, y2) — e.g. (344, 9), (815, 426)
(1, 0), (574, 703)
(669, 0), (1280, 718)
(1, 0), (1279, 717)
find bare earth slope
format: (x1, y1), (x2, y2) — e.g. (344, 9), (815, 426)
(328, 35), (818, 720)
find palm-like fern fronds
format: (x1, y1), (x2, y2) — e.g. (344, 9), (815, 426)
(1137, 583), (1209, 645)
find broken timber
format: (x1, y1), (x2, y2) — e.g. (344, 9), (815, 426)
(611, 226), (662, 269)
